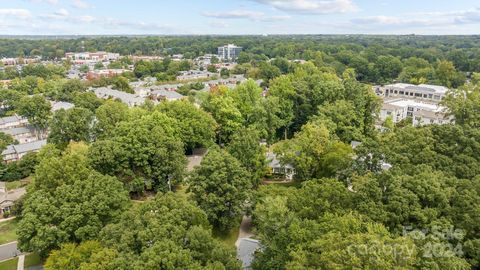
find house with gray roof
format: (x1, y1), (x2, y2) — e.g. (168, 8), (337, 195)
(51, 101), (75, 112)
(267, 152), (295, 180)
(0, 114), (28, 129)
(2, 139), (47, 163)
(94, 87), (145, 107)
(0, 182), (26, 216)
(150, 89), (185, 102)
(0, 126), (36, 143)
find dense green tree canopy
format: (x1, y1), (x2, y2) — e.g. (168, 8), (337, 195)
(188, 148), (251, 231)
(17, 143), (129, 257)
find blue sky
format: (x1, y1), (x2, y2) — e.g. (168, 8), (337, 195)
(0, 0), (479, 35)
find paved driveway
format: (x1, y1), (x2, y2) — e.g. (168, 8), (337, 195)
(0, 241), (22, 262)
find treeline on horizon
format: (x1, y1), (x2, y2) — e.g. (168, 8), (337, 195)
(2, 35), (480, 67)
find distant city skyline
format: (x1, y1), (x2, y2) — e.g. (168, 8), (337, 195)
(0, 0), (479, 35)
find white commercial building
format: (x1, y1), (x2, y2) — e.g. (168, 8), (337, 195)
(65, 51), (120, 64)
(218, 44), (242, 61)
(380, 98), (453, 126)
(380, 83), (449, 102)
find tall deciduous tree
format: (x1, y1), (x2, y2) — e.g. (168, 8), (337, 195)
(94, 100), (129, 138)
(16, 95), (52, 139)
(17, 143), (129, 257)
(89, 111), (186, 192)
(274, 122), (353, 180)
(158, 100), (217, 153)
(188, 148), (251, 231)
(48, 108), (94, 147)
(227, 127), (267, 187)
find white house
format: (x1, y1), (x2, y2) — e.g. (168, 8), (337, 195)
(267, 152), (295, 180)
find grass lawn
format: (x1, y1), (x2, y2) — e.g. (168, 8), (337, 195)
(213, 221), (241, 248)
(4, 177), (31, 191)
(0, 219), (18, 245)
(24, 253), (42, 268)
(0, 257), (18, 270)
(5, 181), (23, 191)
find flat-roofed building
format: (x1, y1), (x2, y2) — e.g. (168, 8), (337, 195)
(381, 83), (448, 102)
(218, 44), (243, 61)
(65, 52), (120, 64)
(380, 98), (453, 126)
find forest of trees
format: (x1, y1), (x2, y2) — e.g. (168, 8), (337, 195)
(0, 35), (479, 269)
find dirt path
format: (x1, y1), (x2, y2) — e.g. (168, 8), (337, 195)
(235, 216), (254, 247)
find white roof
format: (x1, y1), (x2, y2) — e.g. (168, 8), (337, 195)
(385, 83), (449, 94)
(385, 99), (444, 112)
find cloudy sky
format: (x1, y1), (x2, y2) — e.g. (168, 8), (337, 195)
(0, 0), (479, 35)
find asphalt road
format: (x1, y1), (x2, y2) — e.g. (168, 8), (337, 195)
(0, 241), (21, 262)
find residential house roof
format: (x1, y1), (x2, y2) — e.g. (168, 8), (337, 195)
(150, 89), (184, 100)
(2, 140), (47, 156)
(267, 152), (294, 170)
(94, 87), (145, 106)
(0, 115), (24, 125)
(0, 126), (34, 137)
(51, 101), (75, 112)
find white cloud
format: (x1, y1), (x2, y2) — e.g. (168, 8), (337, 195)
(0, 9), (32, 19)
(251, 0), (358, 14)
(203, 10), (290, 22)
(40, 8), (70, 19)
(28, 0), (58, 4)
(351, 8), (480, 28)
(72, 0), (93, 9)
(203, 10), (264, 19)
(77, 15), (95, 23)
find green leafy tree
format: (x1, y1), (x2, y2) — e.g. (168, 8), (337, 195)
(0, 132), (15, 152)
(203, 90), (243, 144)
(89, 111), (186, 192)
(188, 148), (251, 231)
(157, 100), (217, 153)
(98, 193), (240, 269)
(16, 95), (52, 139)
(274, 122), (353, 180)
(94, 100), (129, 138)
(227, 127), (267, 187)
(17, 143), (129, 257)
(48, 108), (94, 147)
